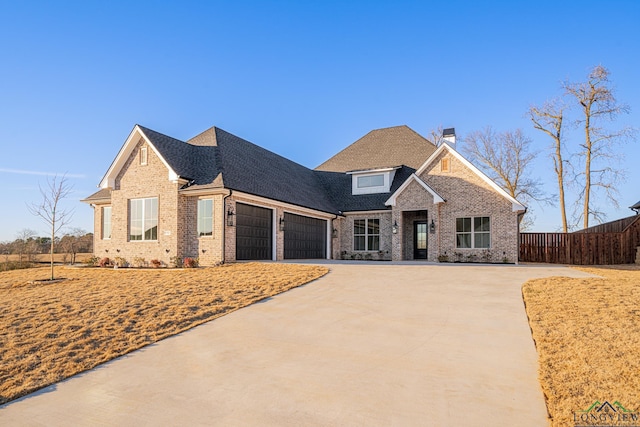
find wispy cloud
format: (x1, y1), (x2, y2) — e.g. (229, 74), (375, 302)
(0, 168), (85, 179)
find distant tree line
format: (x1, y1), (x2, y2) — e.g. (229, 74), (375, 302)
(0, 228), (93, 265)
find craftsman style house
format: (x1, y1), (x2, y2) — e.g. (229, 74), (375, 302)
(83, 124), (526, 265)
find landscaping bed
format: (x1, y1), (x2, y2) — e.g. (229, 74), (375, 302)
(523, 265), (640, 426)
(0, 262), (328, 405)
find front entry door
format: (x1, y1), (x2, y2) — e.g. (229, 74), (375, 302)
(413, 221), (428, 259)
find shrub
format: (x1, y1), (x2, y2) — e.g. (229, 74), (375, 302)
(113, 257), (128, 268)
(438, 254), (449, 262)
(150, 259), (162, 268)
(170, 256), (183, 268)
(99, 257), (111, 268)
(183, 257), (199, 268)
(132, 257), (146, 268)
(84, 256), (100, 267)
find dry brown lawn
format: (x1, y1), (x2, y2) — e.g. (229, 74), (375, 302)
(0, 262), (328, 405)
(523, 265), (640, 426)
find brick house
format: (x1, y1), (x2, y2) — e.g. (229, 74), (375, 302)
(82, 124), (526, 265)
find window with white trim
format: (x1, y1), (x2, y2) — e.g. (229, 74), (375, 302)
(140, 146), (148, 165)
(129, 197), (158, 241)
(354, 219), (380, 251)
(197, 199), (213, 237)
(357, 174), (384, 188)
(102, 206), (112, 240)
(456, 216), (490, 248)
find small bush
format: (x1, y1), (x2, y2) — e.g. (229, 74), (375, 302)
(113, 257), (128, 268)
(99, 257), (111, 268)
(132, 257), (146, 268)
(150, 259), (162, 268)
(84, 256), (100, 267)
(170, 256), (183, 268)
(183, 257), (199, 268)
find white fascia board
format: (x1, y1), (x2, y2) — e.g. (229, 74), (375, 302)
(232, 191), (338, 219)
(413, 144), (526, 213)
(179, 187), (231, 197)
(99, 125), (179, 188)
(341, 210), (391, 215)
(346, 166), (400, 175)
(385, 174), (445, 207)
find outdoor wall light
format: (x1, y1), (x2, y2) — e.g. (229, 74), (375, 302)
(227, 207), (235, 227)
(105, 249), (109, 253)
(165, 249), (170, 254)
(116, 249), (120, 253)
(201, 249), (207, 254)
(279, 216), (285, 232)
(332, 228), (338, 238)
(392, 220), (398, 234)
(430, 219), (436, 233)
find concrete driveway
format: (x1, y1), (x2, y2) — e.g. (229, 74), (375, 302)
(0, 263), (593, 426)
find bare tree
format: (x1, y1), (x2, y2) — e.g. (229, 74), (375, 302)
(563, 65), (635, 228)
(27, 175), (74, 280)
(462, 127), (549, 230)
(15, 228), (38, 263)
(528, 99), (569, 232)
(425, 125), (445, 146)
(59, 227), (88, 264)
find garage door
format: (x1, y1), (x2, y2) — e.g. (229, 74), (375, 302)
(284, 213), (327, 259)
(236, 203), (273, 260)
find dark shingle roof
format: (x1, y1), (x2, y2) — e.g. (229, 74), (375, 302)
(212, 128), (337, 213)
(315, 125), (437, 172)
(631, 200), (640, 210)
(315, 166), (415, 212)
(97, 125), (426, 213)
(139, 126), (220, 184)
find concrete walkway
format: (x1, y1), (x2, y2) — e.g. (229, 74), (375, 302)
(0, 264), (593, 426)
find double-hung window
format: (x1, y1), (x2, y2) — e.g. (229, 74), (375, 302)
(102, 206), (112, 240)
(354, 219), (380, 251)
(456, 216), (490, 248)
(197, 199), (213, 237)
(130, 197), (158, 241)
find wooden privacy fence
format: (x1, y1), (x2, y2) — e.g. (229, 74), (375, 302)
(519, 216), (640, 265)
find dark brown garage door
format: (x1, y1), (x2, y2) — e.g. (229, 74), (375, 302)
(284, 213), (327, 259)
(236, 203), (272, 260)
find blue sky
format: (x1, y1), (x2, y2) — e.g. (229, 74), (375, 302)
(0, 1), (638, 241)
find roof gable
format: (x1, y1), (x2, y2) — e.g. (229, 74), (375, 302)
(99, 125), (181, 189)
(385, 174), (445, 207)
(315, 125), (437, 172)
(415, 143), (527, 212)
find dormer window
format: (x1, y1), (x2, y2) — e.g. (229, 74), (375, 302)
(357, 174), (384, 188)
(348, 167), (399, 195)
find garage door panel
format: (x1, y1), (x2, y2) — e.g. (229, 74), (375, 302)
(236, 203), (272, 260)
(284, 213), (326, 259)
